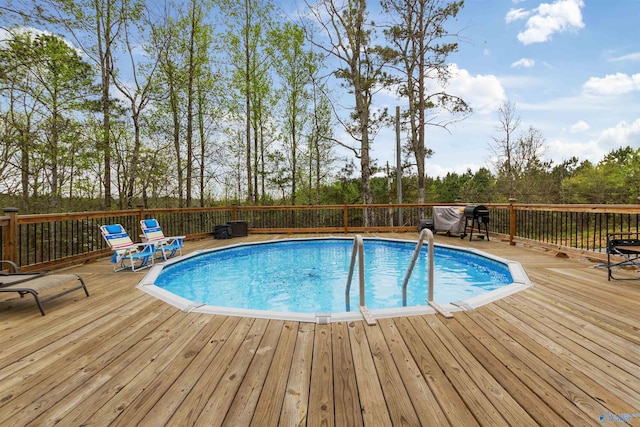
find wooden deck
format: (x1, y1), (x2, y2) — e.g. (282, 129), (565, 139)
(1, 233), (639, 426)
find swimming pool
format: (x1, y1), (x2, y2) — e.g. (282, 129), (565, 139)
(138, 237), (531, 322)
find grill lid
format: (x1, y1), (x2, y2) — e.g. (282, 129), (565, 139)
(463, 205), (490, 218)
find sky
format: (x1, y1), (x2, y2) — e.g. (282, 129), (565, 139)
(291, 0), (640, 178)
(3, 0), (638, 181)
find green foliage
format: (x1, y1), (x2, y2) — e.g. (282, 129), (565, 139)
(1, 1), (638, 213)
(0, 28), (98, 210)
(563, 147), (640, 204)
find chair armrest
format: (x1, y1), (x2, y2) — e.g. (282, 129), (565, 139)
(0, 260), (20, 273)
(116, 242), (155, 251)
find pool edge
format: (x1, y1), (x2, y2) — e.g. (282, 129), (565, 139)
(137, 236), (533, 323)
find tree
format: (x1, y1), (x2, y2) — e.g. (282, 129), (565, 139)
(490, 101), (520, 199)
(269, 22), (318, 205)
(217, 0), (276, 204)
(306, 82), (335, 204)
(42, 0), (132, 209)
(151, 0), (216, 207)
(309, 0), (390, 224)
(383, 0), (470, 203)
(0, 29), (96, 210)
(511, 126), (546, 202)
(150, 7), (186, 206)
(110, 2), (162, 209)
(565, 147), (640, 204)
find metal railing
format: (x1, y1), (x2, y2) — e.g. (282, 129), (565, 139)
(402, 228), (434, 306)
(345, 235), (365, 312)
(344, 235), (376, 325)
(1, 202), (639, 271)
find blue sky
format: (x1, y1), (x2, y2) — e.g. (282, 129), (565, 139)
(421, 0), (640, 177)
(292, 0), (640, 177)
(5, 0), (636, 180)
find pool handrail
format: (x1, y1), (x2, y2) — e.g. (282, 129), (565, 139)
(345, 235), (365, 311)
(402, 228), (435, 305)
(345, 235), (376, 325)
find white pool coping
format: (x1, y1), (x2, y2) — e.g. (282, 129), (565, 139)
(137, 236), (533, 323)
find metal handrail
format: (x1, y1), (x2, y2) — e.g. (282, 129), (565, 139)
(402, 228), (434, 306)
(345, 235), (365, 312)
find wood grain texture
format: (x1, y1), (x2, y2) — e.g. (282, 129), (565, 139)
(0, 233), (637, 426)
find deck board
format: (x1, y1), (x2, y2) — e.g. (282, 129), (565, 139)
(331, 321), (363, 427)
(250, 320), (298, 426)
(1, 233), (640, 426)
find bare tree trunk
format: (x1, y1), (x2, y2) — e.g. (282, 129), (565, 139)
(185, 0), (198, 208)
(244, 1), (253, 203)
(97, 5), (113, 209)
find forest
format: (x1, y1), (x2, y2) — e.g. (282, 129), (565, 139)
(1, 0), (638, 214)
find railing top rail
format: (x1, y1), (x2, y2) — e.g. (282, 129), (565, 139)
(508, 203), (640, 213)
(6, 202), (640, 225)
(15, 210), (139, 225)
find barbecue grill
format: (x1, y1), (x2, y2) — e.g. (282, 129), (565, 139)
(463, 205), (490, 240)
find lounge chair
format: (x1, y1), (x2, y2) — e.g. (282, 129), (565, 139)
(606, 232), (640, 280)
(0, 260), (89, 315)
(140, 218), (184, 260)
(100, 224), (155, 272)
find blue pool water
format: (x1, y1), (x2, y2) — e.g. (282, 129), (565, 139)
(153, 238), (513, 314)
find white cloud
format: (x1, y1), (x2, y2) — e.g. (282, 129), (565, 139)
(446, 64), (506, 114)
(569, 120), (590, 133)
(425, 161), (486, 178)
(608, 52), (640, 62)
(547, 119), (640, 164)
(505, 8), (530, 23)
(515, 0), (585, 45)
(597, 118), (640, 149)
(546, 137), (604, 164)
(511, 58), (535, 68)
(583, 73), (640, 96)
(0, 26), (83, 56)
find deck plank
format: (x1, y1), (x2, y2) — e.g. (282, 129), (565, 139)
(348, 320), (392, 425)
(250, 321), (298, 426)
(479, 303), (624, 418)
(308, 323), (335, 426)
(0, 233), (639, 426)
(167, 317), (256, 425)
(223, 319), (285, 426)
(499, 295), (640, 398)
(133, 315), (243, 426)
(448, 313), (572, 427)
(377, 318), (450, 426)
(393, 315), (480, 426)
(363, 320), (421, 426)
(76, 313), (215, 426)
(423, 314), (538, 426)
(108, 314), (231, 426)
(409, 315), (510, 426)
(279, 321), (314, 426)
(514, 291), (640, 373)
(3, 300), (175, 425)
(331, 321), (363, 427)
(489, 301), (640, 412)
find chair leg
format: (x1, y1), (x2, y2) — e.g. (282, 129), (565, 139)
(19, 290), (46, 316)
